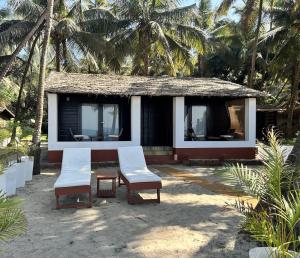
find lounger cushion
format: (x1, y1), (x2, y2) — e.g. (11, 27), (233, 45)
(118, 146), (147, 172)
(54, 173), (91, 188)
(118, 146), (161, 183)
(61, 148), (91, 174)
(122, 167), (161, 183)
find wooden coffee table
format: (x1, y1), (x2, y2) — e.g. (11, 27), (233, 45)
(96, 171), (117, 198)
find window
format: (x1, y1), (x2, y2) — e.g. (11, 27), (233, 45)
(102, 104), (119, 141)
(81, 104), (99, 137)
(185, 105), (207, 141)
(81, 103), (120, 141)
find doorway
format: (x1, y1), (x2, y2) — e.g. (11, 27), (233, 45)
(141, 96), (173, 146)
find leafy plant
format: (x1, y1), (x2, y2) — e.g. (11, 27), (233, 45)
(223, 129), (300, 255)
(0, 192), (26, 243)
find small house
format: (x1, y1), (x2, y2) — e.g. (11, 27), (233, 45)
(46, 72), (265, 163)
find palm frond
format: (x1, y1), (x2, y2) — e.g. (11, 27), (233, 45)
(149, 21), (175, 75)
(0, 20), (35, 45)
(216, 0), (236, 17)
(154, 4), (197, 24)
(11, 0), (44, 20)
(55, 18), (80, 39)
(0, 208), (26, 242)
(0, 8), (9, 19)
(223, 163), (266, 196)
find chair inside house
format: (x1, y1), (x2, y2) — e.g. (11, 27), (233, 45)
(108, 128), (123, 141)
(117, 146), (162, 204)
(69, 128), (90, 141)
(54, 148), (92, 209)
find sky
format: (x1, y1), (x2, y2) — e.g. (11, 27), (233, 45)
(0, 0), (223, 9)
(0, 0), (241, 19)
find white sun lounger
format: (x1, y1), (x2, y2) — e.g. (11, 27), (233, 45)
(117, 146), (162, 204)
(54, 148), (92, 209)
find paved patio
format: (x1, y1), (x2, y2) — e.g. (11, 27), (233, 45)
(0, 166), (257, 258)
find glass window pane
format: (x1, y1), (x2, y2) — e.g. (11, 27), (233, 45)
(192, 106), (206, 135)
(185, 105), (206, 141)
(103, 104), (119, 140)
(81, 104), (99, 136)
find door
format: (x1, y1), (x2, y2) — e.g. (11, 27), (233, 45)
(141, 97), (173, 146)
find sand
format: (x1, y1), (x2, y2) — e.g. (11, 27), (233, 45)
(0, 166), (257, 258)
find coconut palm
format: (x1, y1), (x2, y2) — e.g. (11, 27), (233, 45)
(83, 0), (207, 76)
(259, 0), (300, 137)
(31, 0), (54, 175)
(216, 0), (265, 88)
(8, 0), (105, 72)
(0, 9), (47, 83)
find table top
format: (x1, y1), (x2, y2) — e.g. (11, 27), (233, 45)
(96, 171), (118, 179)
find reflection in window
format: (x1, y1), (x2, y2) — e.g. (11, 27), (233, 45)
(81, 104), (99, 137)
(185, 105), (207, 141)
(103, 104), (119, 141)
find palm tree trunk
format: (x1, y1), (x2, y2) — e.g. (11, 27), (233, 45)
(287, 62), (300, 138)
(198, 54), (205, 77)
(32, 0), (54, 175)
(62, 39), (67, 67)
(0, 11), (47, 84)
(55, 38), (61, 72)
(142, 30), (150, 76)
(9, 33), (41, 145)
(248, 0), (263, 88)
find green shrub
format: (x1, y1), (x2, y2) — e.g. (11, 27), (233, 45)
(223, 129), (300, 256)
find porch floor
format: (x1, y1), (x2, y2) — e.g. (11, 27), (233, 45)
(1, 165), (258, 258)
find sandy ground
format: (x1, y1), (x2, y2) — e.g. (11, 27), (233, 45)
(0, 166), (257, 258)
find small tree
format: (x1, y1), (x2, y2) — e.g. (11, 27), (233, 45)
(32, 0), (54, 175)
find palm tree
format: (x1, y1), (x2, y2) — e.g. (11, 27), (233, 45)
(0, 10), (47, 83)
(32, 0), (54, 175)
(4, 0), (105, 74)
(216, 0), (264, 88)
(84, 0), (206, 76)
(260, 0), (300, 137)
(195, 0), (213, 76)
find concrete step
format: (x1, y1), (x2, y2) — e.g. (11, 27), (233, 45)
(143, 146), (173, 156)
(188, 158), (263, 166)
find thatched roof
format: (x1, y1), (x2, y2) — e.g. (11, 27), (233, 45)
(46, 72), (266, 98)
(0, 106), (14, 119)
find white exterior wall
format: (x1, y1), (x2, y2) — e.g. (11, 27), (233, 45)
(47, 94), (141, 150)
(48, 93), (256, 150)
(172, 97), (256, 148)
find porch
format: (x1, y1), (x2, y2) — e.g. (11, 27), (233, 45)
(47, 93), (256, 163)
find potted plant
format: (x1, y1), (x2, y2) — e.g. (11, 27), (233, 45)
(3, 161), (17, 196)
(11, 138), (26, 188)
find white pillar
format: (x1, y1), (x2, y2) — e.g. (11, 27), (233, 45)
(48, 93), (58, 150)
(131, 96), (141, 146)
(173, 97), (185, 148)
(245, 98), (256, 146)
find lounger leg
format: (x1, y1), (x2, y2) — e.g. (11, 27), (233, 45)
(127, 188), (133, 204)
(56, 194), (60, 209)
(88, 188), (92, 208)
(157, 189), (160, 203)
